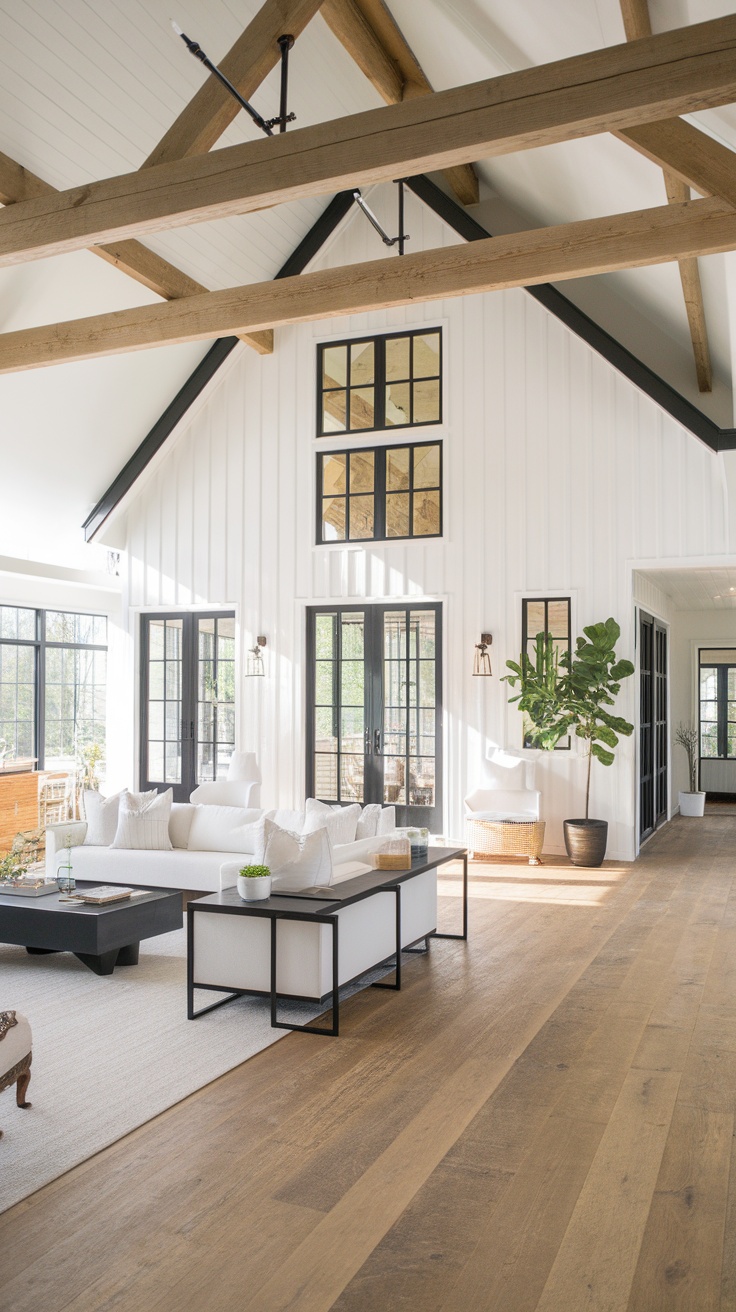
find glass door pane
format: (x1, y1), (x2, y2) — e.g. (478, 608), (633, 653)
(383, 608), (440, 830)
(145, 617), (183, 790)
(197, 616), (235, 782)
(311, 611), (366, 802)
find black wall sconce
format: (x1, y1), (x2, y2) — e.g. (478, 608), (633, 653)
(473, 633), (493, 676)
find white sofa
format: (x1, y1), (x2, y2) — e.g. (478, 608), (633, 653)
(45, 802), (397, 895)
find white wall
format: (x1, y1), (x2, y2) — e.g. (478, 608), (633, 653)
(116, 187), (731, 860)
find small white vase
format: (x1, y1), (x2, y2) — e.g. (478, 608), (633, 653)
(237, 874), (272, 901)
(679, 791), (706, 817)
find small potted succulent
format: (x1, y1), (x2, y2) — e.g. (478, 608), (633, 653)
(675, 724), (705, 817)
(237, 863), (272, 901)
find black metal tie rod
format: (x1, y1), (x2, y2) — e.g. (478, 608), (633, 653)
(171, 22), (297, 136)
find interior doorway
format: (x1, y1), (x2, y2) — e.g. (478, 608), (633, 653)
(639, 609), (669, 844)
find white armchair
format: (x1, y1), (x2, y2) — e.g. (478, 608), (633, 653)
(465, 753), (544, 865)
(190, 752), (262, 809)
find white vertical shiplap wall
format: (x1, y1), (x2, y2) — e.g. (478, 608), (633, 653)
(121, 188), (730, 859)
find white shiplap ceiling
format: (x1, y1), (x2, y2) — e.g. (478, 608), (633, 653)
(637, 566), (736, 610)
(0, 0), (735, 568)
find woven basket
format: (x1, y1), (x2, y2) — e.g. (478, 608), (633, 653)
(466, 818), (545, 866)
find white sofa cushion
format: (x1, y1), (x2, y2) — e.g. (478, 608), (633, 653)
(169, 802), (196, 850)
(303, 799), (360, 845)
(82, 790), (124, 846)
(52, 844), (241, 892)
(111, 789), (173, 850)
(227, 752), (261, 783)
(187, 805), (263, 853)
(271, 807), (305, 833)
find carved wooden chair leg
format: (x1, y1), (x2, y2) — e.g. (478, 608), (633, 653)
(16, 1056), (32, 1108)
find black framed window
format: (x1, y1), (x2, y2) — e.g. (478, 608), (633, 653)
(0, 605), (107, 775)
(699, 662), (736, 761)
(318, 441), (442, 543)
(521, 597), (571, 750)
(318, 329), (442, 436)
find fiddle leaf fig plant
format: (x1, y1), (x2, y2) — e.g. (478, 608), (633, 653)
(504, 618), (635, 819)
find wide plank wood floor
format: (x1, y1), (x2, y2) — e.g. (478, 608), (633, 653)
(1, 815), (735, 1311)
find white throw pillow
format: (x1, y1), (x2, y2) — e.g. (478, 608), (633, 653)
(187, 805), (263, 853)
(303, 799), (360, 845)
(169, 802), (196, 850)
(82, 790), (124, 846)
(377, 806), (396, 836)
(356, 803), (382, 841)
(255, 819), (333, 891)
(111, 789), (173, 850)
(254, 818), (301, 871)
(271, 807), (305, 834)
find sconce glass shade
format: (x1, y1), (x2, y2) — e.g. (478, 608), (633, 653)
(473, 633), (493, 677)
(246, 636), (267, 677)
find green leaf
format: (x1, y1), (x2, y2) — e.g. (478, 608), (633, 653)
(590, 742), (615, 766)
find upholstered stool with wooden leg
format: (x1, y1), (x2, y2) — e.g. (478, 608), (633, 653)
(0, 1010), (32, 1138)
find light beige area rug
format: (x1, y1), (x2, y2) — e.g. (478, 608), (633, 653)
(0, 928), (288, 1214)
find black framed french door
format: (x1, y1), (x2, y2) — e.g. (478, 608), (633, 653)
(306, 603), (443, 831)
(639, 610), (668, 844)
(140, 612), (235, 801)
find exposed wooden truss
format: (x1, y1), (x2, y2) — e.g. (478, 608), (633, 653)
(4, 196), (736, 373)
(1, 17), (736, 272)
(617, 0), (711, 390)
(320, 0), (479, 205)
(0, 0), (334, 357)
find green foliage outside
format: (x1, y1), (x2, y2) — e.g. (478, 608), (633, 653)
(504, 618), (635, 819)
(0, 829), (44, 882)
(239, 864), (271, 879)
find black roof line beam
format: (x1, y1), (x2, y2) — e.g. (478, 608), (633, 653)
(405, 173), (735, 455)
(82, 189), (356, 542)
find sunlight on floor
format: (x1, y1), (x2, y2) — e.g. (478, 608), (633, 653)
(437, 858), (632, 908)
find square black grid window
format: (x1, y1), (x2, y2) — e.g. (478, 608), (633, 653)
(318, 329), (442, 437)
(318, 442), (442, 543)
(521, 597), (571, 751)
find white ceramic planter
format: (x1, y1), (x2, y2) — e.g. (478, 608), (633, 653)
(679, 791), (706, 817)
(237, 874), (272, 901)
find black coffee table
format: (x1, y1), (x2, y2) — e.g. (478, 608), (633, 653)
(0, 882), (182, 976)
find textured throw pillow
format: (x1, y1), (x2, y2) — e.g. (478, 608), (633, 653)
(169, 802), (197, 850)
(303, 799), (360, 846)
(187, 805), (263, 853)
(82, 790), (124, 846)
(377, 805), (397, 836)
(255, 819), (333, 891)
(111, 789), (173, 850)
(356, 803), (382, 841)
(271, 807), (305, 834)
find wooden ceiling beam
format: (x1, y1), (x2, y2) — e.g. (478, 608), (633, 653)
(2, 16), (736, 269)
(615, 118), (736, 207)
(0, 149), (273, 355)
(617, 0), (711, 390)
(320, 0), (479, 205)
(4, 196), (736, 373)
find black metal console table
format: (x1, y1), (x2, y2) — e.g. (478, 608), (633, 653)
(187, 845), (467, 1036)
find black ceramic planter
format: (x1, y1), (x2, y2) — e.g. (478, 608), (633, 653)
(563, 818), (608, 868)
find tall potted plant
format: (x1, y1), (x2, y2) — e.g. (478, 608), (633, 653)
(675, 723), (705, 816)
(505, 618), (634, 867)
